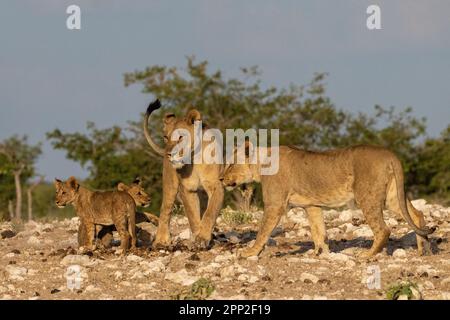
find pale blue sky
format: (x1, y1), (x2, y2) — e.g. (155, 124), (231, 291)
(1, 0), (449, 179)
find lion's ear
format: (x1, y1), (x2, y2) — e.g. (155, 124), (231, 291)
(54, 178), (62, 187)
(132, 177), (142, 186)
(117, 182), (128, 192)
(67, 176), (79, 191)
(164, 113), (176, 124)
(185, 109), (201, 124)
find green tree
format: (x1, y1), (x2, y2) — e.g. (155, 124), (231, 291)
(413, 125), (450, 202)
(47, 58), (444, 214)
(0, 135), (42, 221)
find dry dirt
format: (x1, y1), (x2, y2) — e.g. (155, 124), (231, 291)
(0, 199), (449, 300)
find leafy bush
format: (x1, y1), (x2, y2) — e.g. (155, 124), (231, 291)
(173, 278), (215, 300)
(386, 281), (421, 300)
(221, 206), (253, 226)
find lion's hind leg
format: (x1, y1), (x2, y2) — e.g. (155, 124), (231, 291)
(305, 206), (329, 255)
(354, 189), (390, 258)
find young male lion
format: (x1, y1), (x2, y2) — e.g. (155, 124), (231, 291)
(54, 176), (136, 252)
(221, 143), (434, 258)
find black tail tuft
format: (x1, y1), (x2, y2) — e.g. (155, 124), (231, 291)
(133, 177), (141, 185)
(146, 99), (161, 115)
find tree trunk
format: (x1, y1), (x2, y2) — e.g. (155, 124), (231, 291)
(8, 200), (14, 220)
(27, 177), (42, 221)
(27, 188), (33, 221)
(14, 171), (22, 221)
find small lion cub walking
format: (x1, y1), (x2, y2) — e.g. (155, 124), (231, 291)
(54, 176), (136, 253)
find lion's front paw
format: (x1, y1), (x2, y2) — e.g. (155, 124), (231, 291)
(152, 234), (171, 249)
(358, 249), (380, 261)
(239, 247), (262, 258)
(193, 233), (212, 250)
(314, 244), (330, 256)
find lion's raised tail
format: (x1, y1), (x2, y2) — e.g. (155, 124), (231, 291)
(143, 99), (165, 157)
(391, 158), (434, 238)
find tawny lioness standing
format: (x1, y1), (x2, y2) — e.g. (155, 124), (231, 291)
(143, 99), (224, 249)
(221, 143), (434, 258)
(54, 176), (137, 253)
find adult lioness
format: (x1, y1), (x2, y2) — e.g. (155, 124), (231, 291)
(143, 99), (224, 248)
(221, 144), (434, 258)
(55, 177), (136, 253)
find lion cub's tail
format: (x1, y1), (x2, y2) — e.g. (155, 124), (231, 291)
(391, 158), (435, 238)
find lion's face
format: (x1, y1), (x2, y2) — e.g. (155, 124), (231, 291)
(117, 179), (151, 207)
(220, 142), (257, 190)
(163, 109), (202, 169)
(220, 163), (254, 191)
(54, 177), (79, 208)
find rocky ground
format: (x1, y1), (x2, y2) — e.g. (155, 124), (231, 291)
(0, 199), (449, 300)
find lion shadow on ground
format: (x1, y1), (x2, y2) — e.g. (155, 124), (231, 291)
(265, 232), (444, 257)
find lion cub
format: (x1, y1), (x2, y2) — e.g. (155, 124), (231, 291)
(54, 176), (136, 252)
(117, 178), (159, 226)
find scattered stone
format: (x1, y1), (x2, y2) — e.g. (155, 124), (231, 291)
(26, 236), (42, 246)
(325, 252), (352, 263)
(327, 227), (342, 239)
(441, 292), (450, 300)
(270, 227), (284, 237)
(411, 199), (427, 211)
(441, 277), (450, 286)
(386, 218), (398, 227)
(339, 210), (353, 223)
(126, 254), (143, 263)
(178, 228), (191, 241)
(340, 223), (357, 233)
(1, 230), (16, 239)
(42, 224), (53, 232)
(85, 285), (100, 292)
(189, 253), (201, 261)
(286, 209), (309, 226)
(114, 271), (123, 281)
(423, 281), (435, 290)
(300, 258), (318, 264)
(60, 254), (95, 267)
(198, 262), (221, 274)
(164, 269), (199, 286)
(392, 249), (407, 259)
(416, 265), (438, 277)
(410, 286), (422, 300)
(141, 259), (166, 274)
(300, 272), (319, 284)
(353, 226), (373, 238)
(5, 265), (27, 281)
(214, 252), (234, 263)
